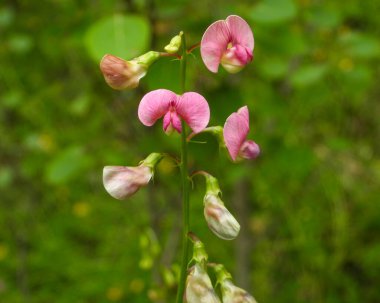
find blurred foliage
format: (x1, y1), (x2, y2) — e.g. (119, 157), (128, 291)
(1, 0), (380, 302)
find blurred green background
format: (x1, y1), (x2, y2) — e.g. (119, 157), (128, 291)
(1, 0), (380, 302)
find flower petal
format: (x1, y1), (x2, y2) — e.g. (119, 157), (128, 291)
(223, 106), (250, 161)
(226, 15), (254, 51)
(240, 140), (260, 160)
(176, 92), (210, 133)
(200, 20), (231, 73)
(138, 89), (177, 126)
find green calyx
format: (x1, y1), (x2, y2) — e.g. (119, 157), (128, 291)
(140, 152), (164, 168)
(135, 51), (160, 67)
(212, 264), (233, 285)
(204, 173), (221, 196)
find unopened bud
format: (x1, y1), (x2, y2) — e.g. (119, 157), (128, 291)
(103, 153), (163, 200)
(185, 264), (221, 303)
(204, 194), (240, 240)
(100, 51), (159, 90)
(221, 280), (257, 303)
(213, 264), (257, 303)
(164, 31), (183, 54)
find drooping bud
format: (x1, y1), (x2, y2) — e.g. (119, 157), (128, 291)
(185, 264), (221, 303)
(202, 173), (240, 240)
(164, 31), (183, 54)
(213, 264), (258, 303)
(100, 51), (160, 90)
(103, 153), (163, 200)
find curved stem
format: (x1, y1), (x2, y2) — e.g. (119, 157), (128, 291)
(176, 32), (189, 303)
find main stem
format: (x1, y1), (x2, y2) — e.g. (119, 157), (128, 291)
(176, 33), (189, 303)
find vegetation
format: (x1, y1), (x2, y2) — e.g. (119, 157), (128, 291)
(1, 0), (379, 302)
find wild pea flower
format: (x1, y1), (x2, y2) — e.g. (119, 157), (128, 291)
(201, 15), (254, 73)
(202, 172), (240, 240)
(103, 153), (163, 200)
(213, 264), (258, 303)
(100, 51), (160, 90)
(224, 106), (260, 161)
(138, 89), (210, 134)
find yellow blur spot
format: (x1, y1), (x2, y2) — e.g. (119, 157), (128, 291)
(72, 201), (91, 217)
(338, 58), (354, 72)
(0, 244), (8, 260)
(129, 279), (144, 293)
(38, 133), (55, 152)
(157, 157), (176, 175)
(106, 286), (123, 301)
(147, 289), (160, 301)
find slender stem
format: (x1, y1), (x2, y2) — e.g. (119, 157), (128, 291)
(176, 33), (189, 303)
(187, 41), (200, 54)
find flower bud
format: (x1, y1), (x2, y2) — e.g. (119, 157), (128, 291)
(213, 264), (257, 303)
(164, 31), (183, 54)
(220, 280), (257, 303)
(185, 264), (221, 303)
(100, 51), (159, 90)
(204, 194), (240, 240)
(103, 153), (163, 200)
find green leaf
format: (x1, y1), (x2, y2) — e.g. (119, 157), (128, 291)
(45, 147), (86, 184)
(249, 0), (297, 25)
(340, 32), (380, 59)
(290, 64), (328, 87)
(84, 14), (151, 62)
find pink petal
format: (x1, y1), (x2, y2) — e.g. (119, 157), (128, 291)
(223, 106), (250, 161)
(226, 15), (254, 51)
(138, 89), (177, 126)
(239, 140), (260, 160)
(176, 92), (210, 133)
(163, 110), (182, 134)
(200, 20), (231, 73)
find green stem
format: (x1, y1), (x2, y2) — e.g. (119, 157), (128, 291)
(176, 33), (189, 303)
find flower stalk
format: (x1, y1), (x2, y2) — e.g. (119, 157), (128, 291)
(176, 32), (190, 303)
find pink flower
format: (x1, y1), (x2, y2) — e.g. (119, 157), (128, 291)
(138, 89), (210, 134)
(223, 106), (260, 161)
(201, 15), (254, 74)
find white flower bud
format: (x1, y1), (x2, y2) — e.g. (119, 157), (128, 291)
(103, 165), (152, 200)
(204, 194), (240, 240)
(186, 264), (221, 303)
(221, 280), (257, 303)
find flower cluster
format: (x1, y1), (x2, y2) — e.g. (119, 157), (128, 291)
(100, 14), (261, 303)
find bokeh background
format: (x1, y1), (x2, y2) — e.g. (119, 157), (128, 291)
(1, 0), (380, 302)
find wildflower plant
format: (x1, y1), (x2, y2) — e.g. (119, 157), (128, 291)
(101, 15), (259, 303)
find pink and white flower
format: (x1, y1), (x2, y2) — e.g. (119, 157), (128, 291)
(201, 15), (254, 74)
(138, 89), (210, 134)
(223, 106), (260, 161)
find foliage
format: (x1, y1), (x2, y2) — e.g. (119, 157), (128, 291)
(0, 0), (379, 302)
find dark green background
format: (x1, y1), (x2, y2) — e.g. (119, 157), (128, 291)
(1, 0), (379, 302)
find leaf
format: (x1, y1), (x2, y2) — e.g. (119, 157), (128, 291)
(84, 14), (151, 62)
(249, 0), (297, 25)
(290, 65), (328, 87)
(45, 147), (87, 184)
(339, 32), (380, 59)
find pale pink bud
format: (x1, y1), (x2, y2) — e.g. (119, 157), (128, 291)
(103, 165), (152, 200)
(100, 51), (159, 90)
(204, 194), (240, 240)
(103, 153), (163, 200)
(221, 280), (257, 303)
(201, 15), (254, 73)
(100, 54), (147, 90)
(185, 264), (221, 303)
